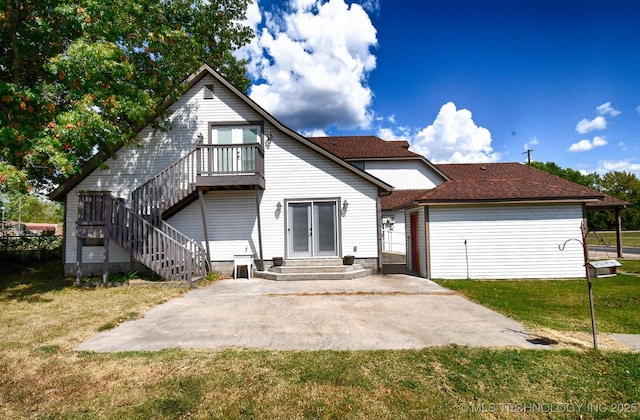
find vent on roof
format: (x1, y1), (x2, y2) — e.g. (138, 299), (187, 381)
(480, 166), (488, 171)
(203, 84), (214, 99)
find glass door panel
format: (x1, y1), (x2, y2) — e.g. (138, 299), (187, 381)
(314, 202), (337, 256)
(289, 203), (312, 257)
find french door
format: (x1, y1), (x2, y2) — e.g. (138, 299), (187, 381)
(210, 126), (260, 172)
(288, 200), (338, 258)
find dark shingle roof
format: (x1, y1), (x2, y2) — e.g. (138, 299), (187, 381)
(418, 163), (605, 203)
(381, 190), (431, 210)
(307, 136), (422, 159)
(309, 136), (624, 208)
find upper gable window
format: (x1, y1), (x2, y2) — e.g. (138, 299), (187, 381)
(351, 161), (365, 170)
(210, 125), (262, 145)
(203, 84), (214, 99)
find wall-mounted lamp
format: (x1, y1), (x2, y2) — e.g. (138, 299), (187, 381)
(275, 201), (282, 217)
(342, 199), (349, 212)
(265, 129), (273, 148)
(197, 132), (204, 144)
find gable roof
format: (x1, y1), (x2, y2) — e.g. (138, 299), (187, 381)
(308, 136), (450, 181)
(50, 65), (393, 201)
(416, 162), (605, 204)
(380, 189), (431, 211)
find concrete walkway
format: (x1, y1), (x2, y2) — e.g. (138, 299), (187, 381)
(76, 274), (549, 352)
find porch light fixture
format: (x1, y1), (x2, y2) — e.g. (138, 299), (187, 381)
(197, 132), (204, 144)
(276, 201), (282, 216)
(342, 199), (349, 212)
(265, 129), (273, 148)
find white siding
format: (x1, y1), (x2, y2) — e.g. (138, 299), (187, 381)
(64, 74), (268, 264)
(166, 128), (380, 261)
(428, 204), (585, 279)
(382, 210), (406, 253)
(364, 160), (443, 189)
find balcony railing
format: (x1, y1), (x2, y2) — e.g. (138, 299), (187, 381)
(196, 143), (264, 176)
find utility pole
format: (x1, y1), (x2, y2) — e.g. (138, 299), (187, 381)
(522, 149), (533, 165)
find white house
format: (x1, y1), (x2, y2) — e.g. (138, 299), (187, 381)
(51, 65), (393, 283)
(51, 66), (626, 282)
(308, 136), (626, 280)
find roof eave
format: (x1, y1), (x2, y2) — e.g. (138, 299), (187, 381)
(50, 64), (394, 200)
(413, 197), (604, 206)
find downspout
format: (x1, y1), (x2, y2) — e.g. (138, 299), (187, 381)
(198, 189), (211, 263)
(376, 196), (383, 273)
(255, 186), (264, 271)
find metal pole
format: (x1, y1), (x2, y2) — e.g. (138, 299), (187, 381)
(581, 224), (598, 350)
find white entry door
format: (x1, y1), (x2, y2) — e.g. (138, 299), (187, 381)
(288, 201), (338, 258)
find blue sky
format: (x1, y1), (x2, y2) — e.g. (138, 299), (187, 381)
(237, 0), (640, 175)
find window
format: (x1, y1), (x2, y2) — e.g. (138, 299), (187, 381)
(203, 84), (214, 99)
(209, 125), (262, 172)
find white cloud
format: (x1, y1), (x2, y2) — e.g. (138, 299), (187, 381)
(377, 125), (411, 140)
(523, 137), (540, 151)
(575, 116), (606, 134)
(568, 136), (608, 152)
(596, 159), (640, 175)
(242, 1), (263, 30)
(636, 105), (640, 114)
(409, 102), (499, 163)
(236, 0), (378, 131)
(302, 128), (328, 137)
(596, 102), (621, 116)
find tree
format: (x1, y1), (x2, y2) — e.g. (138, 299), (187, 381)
(1, 0), (253, 193)
(599, 171), (640, 230)
(532, 161), (640, 230)
(530, 161), (600, 190)
(1, 193), (63, 224)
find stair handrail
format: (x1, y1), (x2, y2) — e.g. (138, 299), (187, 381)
(161, 220), (211, 275)
(105, 193), (202, 283)
(131, 148), (199, 224)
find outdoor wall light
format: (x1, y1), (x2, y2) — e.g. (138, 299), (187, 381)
(197, 132), (204, 143)
(342, 199), (349, 212)
(265, 129), (273, 148)
(276, 201), (282, 215)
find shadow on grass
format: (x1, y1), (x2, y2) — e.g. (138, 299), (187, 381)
(0, 259), (74, 301)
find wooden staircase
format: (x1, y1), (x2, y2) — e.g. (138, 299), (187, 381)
(77, 143), (267, 283)
(77, 191), (209, 283)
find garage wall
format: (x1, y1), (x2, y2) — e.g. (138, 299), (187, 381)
(428, 203), (585, 279)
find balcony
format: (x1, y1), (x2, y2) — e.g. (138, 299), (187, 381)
(196, 143), (265, 189)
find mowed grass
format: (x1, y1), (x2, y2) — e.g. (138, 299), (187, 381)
(435, 260), (640, 334)
(1, 261), (640, 418)
(588, 230), (640, 248)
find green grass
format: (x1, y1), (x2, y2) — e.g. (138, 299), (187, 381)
(2, 261), (640, 418)
(435, 263), (640, 334)
(588, 230), (640, 248)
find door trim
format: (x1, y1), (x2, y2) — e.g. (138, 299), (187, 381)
(284, 198), (341, 259)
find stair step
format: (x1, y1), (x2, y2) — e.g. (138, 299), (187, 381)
(279, 258), (344, 267)
(256, 268), (372, 281)
(270, 264), (363, 274)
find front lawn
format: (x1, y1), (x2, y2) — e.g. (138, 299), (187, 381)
(1, 261), (640, 418)
(435, 261), (640, 334)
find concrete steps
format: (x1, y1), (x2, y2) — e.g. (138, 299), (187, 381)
(256, 258), (372, 281)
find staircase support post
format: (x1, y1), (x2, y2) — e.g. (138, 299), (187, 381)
(198, 189), (211, 264)
(75, 237), (83, 286)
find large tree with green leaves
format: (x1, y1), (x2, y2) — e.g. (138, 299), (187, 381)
(532, 161), (640, 230)
(1, 0), (253, 193)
